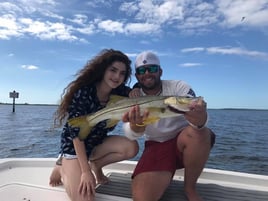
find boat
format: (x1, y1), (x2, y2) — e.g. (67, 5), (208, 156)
(0, 158), (268, 201)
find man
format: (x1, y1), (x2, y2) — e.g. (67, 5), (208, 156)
(122, 51), (215, 201)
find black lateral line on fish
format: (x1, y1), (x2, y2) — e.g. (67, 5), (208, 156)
(91, 97), (187, 121)
(91, 97), (167, 119)
(167, 105), (186, 114)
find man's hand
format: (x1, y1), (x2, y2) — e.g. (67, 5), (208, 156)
(122, 105), (149, 132)
(129, 88), (141, 98)
(184, 98), (207, 128)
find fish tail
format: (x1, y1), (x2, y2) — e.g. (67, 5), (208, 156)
(68, 116), (92, 140)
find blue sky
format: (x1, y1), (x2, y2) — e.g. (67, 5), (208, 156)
(0, 0), (267, 109)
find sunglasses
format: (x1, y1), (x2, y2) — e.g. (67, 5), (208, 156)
(136, 65), (159, 75)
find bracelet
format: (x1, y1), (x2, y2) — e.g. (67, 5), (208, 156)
(188, 121), (206, 130)
(135, 122), (145, 127)
(187, 116), (208, 130)
(123, 122), (144, 140)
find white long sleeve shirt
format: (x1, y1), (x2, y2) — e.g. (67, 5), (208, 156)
(123, 80), (195, 142)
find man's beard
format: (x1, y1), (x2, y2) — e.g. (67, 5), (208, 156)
(139, 77), (161, 91)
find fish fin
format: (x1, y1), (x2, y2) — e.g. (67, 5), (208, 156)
(106, 119), (120, 128)
(143, 116), (161, 125)
(141, 107), (162, 125)
(68, 116), (92, 140)
(78, 125), (93, 140)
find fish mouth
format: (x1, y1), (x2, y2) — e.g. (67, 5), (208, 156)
(167, 105), (186, 114)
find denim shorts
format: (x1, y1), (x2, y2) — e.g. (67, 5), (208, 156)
(56, 153), (78, 165)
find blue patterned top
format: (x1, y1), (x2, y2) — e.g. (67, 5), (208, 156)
(60, 84), (131, 158)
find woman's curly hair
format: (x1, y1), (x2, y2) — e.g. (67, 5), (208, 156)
(54, 49), (132, 126)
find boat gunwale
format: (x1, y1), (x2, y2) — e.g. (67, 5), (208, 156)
(1, 158), (268, 191)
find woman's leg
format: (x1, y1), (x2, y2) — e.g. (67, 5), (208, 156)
(49, 164), (62, 186)
(90, 136), (139, 184)
(61, 158), (93, 201)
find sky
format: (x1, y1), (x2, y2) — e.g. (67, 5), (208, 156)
(0, 0), (268, 109)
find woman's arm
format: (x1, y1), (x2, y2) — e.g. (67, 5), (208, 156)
(73, 138), (96, 198)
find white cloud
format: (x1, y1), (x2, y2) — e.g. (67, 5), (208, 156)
(180, 63), (202, 67)
(216, 0), (268, 28)
(98, 20), (124, 33)
(207, 47), (268, 58)
(182, 46), (268, 59)
(0, 14), (21, 39)
(21, 19), (47, 34)
(125, 23), (160, 34)
(69, 14), (88, 25)
(180, 1), (219, 30)
(119, 2), (139, 15)
(181, 47), (205, 53)
(16, 0), (57, 14)
(0, 2), (22, 14)
(135, 0), (183, 24)
(86, 0), (112, 8)
(18, 18), (77, 41)
(0, 0), (267, 41)
(76, 25), (95, 35)
(21, 65), (39, 70)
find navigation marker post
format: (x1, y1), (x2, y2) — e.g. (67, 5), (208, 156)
(9, 90), (19, 112)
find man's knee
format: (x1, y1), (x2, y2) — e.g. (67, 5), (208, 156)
(132, 172), (171, 201)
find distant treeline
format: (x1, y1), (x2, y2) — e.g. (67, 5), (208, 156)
(210, 108), (268, 111)
(0, 103), (58, 106)
(0, 103), (267, 111)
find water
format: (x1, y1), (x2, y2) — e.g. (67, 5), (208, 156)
(0, 104), (267, 175)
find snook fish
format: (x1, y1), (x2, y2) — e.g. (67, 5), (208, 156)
(68, 95), (202, 140)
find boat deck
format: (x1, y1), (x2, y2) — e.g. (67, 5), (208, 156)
(0, 158), (268, 201)
(97, 172), (268, 201)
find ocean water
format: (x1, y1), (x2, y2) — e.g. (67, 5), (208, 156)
(0, 104), (267, 176)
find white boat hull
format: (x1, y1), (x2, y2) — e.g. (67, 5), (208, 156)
(0, 158), (268, 201)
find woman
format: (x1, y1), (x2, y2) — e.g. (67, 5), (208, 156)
(49, 49), (139, 201)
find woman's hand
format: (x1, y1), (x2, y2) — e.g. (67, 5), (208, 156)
(78, 170), (96, 200)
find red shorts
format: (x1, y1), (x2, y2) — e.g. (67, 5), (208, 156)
(132, 130), (216, 178)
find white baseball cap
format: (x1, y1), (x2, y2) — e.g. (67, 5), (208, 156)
(135, 51), (160, 69)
